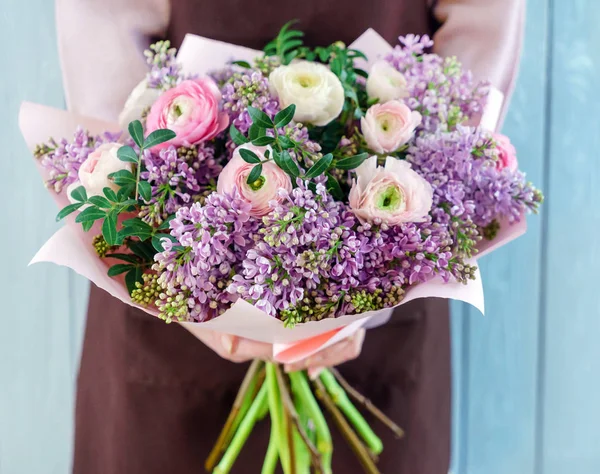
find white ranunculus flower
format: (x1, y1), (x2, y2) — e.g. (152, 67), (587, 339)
(67, 143), (132, 203)
(269, 61), (345, 127)
(349, 156), (433, 225)
(118, 80), (162, 129)
(366, 61), (409, 104)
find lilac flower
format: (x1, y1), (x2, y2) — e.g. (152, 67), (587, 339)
(144, 41), (185, 90)
(153, 190), (260, 322)
(35, 128), (121, 193)
(385, 35), (489, 132)
(140, 144), (223, 224)
(407, 125), (543, 229)
(222, 70), (280, 133)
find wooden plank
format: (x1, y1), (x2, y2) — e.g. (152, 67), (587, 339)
(453, 0), (550, 472)
(0, 2), (81, 473)
(540, 1), (600, 472)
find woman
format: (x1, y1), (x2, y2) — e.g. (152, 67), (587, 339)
(56, 1), (524, 472)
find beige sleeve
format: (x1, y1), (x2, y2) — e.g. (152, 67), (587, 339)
(55, 0), (170, 121)
(433, 0), (526, 125)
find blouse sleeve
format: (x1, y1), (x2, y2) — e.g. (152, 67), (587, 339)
(55, 0), (169, 121)
(432, 0), (526, 127)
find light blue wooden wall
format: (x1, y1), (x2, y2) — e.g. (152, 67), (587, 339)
(450, 0), (600, 473)
(0, 1), (598, 473)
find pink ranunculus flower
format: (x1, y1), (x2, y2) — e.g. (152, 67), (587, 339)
(361, 100), (421, 154)
(493, 133), (518, 171)
(145, 78), (229, 149)
(217, 144), (292, 217)
(349, 156), (433, 225)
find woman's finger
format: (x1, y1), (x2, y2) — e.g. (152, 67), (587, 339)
(284, 329), (366, 373)
(193, 331), (273, 363)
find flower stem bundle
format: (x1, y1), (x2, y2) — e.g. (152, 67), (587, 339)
(207, 362), (401, 474)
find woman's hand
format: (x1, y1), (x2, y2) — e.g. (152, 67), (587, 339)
(191, 330), (274, 363)
(284, 329), (366, 378)
(193, 329), (366, 375)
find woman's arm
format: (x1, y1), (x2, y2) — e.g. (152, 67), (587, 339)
(55, 0), (169, 121)
(433, 0), (525, 127)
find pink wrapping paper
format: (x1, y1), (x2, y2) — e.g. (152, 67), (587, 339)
(23, 29), (526, 363)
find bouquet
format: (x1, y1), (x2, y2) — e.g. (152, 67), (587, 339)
(21, 22), (542, 473)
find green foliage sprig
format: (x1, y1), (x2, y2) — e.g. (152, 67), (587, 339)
(230, 105), (367, 194)
(56, 120), (176, 293)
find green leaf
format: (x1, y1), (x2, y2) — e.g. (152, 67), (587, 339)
(75, 206), (106, 224)
(247, 106), (274, 129)
(239, 148), (262, 164)
(273, 150), (300, 178)
(157, 215), (175, 230)
(105, 253), (140, 264)
(117, 184), (135, 201)
(230, 124), (249, 145)
(117, 145), (139, 163)
(102, 211), (119, 246)
(246, 163), (263, 185)
(56, 202), (84, 221)
(152, 234), (177, 252)
(128, 241), (156, 261)
(347, 49), (368, 61)
(122, 217), (153, 230)
(305, 153), (333, 179)
(138, 181), (152, 202)
(121, 217), (153, 241)
(103, 187), (118, 202)
(326, 173), (344, 200)
(125, 267), (143, 294)
(248, 124), (266, 141)
(88, 195), (111, 209)
(128, 120), (144, 148)
(144, 129), (176, 149)
(69, 185), (87, 202)
(109, 169), (136, 186)
(232, 60), (252, 68)
(82, 220), (94, 232)
(354, 68), (368, 78)
(336, 152), (369, 170)
(251, 135), (276, 147)
(273, 104), (296, 129)
(277, 136), (294, 149)
(107, 263), (133, 277)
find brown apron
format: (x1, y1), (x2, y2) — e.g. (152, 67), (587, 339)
(73, 2), (451, 473)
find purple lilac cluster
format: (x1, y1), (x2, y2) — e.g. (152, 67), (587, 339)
(384, 35), (489, 133)
(221, 70), (280, 133)
(152, 190), (260, 322)
(144, 41), (184, 90)
(228, 180), (361, 320)
(407, 126), (542, 229)
(140, 144), (222, 224)
(225, 180), (468, 325)
(35, 128), (120, 193)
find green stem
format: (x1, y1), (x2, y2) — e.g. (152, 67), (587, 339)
(230, 368), (266, 436)
(266, 363), (291, 473)
(205, 360), (263, 472)
(289, 372), (333, 474)
(214, 383), (268, 474)
(319, 370), (383, 455)
(261, 421), (279, 474)
(134, 147), (144, 200)
(293, 425), (310, 474)
(313, 379), (381, 474)
(274, 365), (324, 473)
